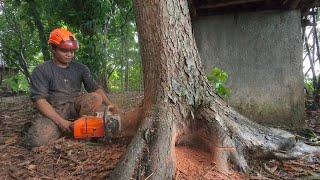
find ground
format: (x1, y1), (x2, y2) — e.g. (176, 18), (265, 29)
(0, 93), (319, 179)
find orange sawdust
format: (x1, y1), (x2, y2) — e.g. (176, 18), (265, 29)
(175, 146), (245, 180)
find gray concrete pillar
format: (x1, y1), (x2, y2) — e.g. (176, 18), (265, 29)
(193, 10), (304, 128)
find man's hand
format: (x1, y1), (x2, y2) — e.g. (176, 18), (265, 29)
(35, 99), (74, 133)
(107, 104), (120, 115)
(58, 119), (74, 132)
(95, 88), (119, 114)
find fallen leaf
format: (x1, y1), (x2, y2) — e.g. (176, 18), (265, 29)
(67, 150), (72, 156)
(269, 165), (278, 173)
(264, 163), (278, 174)
(5, 135), (18, 144)
(27, 164), (36, 170)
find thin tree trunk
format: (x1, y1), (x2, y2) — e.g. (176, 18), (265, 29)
(120, 31), (125, 92)
(97, 73), (109, 92)
(0, 67), (3, 86)
(0, 1), (31, 83)
(124, 39), (129, 91)
(311, 8), (320, 103)
(305, 35), (317, 92)
(26, 0), (50, 61)
(97, 16), (111, 92)
(139, 58), (143, 92)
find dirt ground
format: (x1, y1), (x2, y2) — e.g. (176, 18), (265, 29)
(0, 94), (320, 179)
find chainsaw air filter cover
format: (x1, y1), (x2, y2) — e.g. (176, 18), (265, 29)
(73, 116), (105, 139)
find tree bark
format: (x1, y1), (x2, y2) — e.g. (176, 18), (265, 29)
(119, 29), (126, 92)
(109, 0), (320, 179)
(0, 67), (3, 86)
(97, 73), (109, 92)
(124, 49), (129, 91)
(26, 0), (51, 61)
(311, 8), (320, 103)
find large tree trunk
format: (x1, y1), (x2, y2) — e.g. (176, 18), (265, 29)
(109, 0), (320, 179)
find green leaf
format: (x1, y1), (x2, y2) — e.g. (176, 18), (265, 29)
(207, 67), (231, 99)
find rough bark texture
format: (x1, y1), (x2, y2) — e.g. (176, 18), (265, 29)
(0, 67), (3, 86)
(109, 0), (320, 179)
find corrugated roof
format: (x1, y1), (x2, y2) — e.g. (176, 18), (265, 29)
(190, 0), (320, 16)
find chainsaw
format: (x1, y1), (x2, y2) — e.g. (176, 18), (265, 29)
(73, 108), (121, 139)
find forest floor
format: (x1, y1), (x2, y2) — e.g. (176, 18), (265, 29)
(0, 93), (320, 179)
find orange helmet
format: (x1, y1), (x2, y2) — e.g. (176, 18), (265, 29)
(48, 28), (79, 50)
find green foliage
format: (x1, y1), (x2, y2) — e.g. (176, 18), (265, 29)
(0, 0), (49, 85)
(109, 70), (122, 92)
(304, 78), (314, 94)
(0, 0), (142, 93)
(207, 67), (231, 99)
(1, 72), (29, 93)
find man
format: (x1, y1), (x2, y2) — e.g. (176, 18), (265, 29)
(24, 28), (120, 147)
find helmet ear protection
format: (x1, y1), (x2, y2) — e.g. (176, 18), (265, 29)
(48, 28), (79, 50)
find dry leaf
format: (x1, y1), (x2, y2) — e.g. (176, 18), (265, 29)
(27, 164), (36, 170)
(5, 135), (18, 144)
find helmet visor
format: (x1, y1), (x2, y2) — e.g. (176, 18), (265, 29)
(58, 40), (79, 50)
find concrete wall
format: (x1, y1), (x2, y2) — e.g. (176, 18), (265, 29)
(193, 10), (304, 128)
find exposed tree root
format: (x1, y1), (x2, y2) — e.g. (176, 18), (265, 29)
(110, 98), (320, 179)
(108, 116), (151, 179)
(195, 97), (320, 173)
(109, 105), (177, 179)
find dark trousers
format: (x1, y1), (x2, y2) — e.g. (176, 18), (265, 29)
(24, 92), (104, 148)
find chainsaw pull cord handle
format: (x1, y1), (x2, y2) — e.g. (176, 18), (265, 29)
(103, 106), (107, 135)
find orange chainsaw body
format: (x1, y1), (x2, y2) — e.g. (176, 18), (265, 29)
(73, 116), (105, 139)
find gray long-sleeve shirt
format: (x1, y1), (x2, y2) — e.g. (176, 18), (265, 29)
(30, 60), (99, 105)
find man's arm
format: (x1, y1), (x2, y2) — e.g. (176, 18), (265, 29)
(35, 99), (73, 132)
(95, 88), (119, 114)
(81, 64), (118, 114)
(95, 88), (112, 106)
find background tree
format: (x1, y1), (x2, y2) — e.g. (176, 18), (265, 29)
(26, 0), (50, 61)
(0, 0), (142, 93)
(302, 8), (320, 107)
(0, 0), (37, 84)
